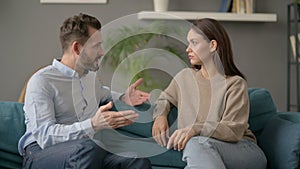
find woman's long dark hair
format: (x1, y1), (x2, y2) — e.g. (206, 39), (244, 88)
(192, 18), (245, 79)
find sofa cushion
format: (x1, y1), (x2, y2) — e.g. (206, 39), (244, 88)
(113, 100), (178, 138)
(109, 100), (185, 168)
(0, 102), (25, 169)
(112, 100), (154, 138)
(259, 113), (300, 169)
(248, 88), (277, 136)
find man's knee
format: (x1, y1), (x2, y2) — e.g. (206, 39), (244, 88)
(80, 139), (107, 159)
(128, 158), (152, 169)
(71, 139), (107, 169)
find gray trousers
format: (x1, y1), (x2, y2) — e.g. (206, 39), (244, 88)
(22, 138), (151, 169)
(183, 136), (267, 169)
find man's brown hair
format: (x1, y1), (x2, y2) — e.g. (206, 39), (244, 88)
(59, 13), (101, 52)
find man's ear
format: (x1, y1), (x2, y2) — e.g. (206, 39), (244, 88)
(210, 40), (217, 52)
(71, 41), (81, 55)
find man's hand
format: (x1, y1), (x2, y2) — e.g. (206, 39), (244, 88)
(91, 101), (139, 131)
(152, 115), (169, 147)
(167, 127), (196, 151)
(121, 78), (150, 106)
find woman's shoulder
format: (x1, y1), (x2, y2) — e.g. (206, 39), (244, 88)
(176, 68), (197, 77)
(226, 75), (247, 88)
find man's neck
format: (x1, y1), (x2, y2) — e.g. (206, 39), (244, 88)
(61, 54), (85, 77)
(61, 54), (75, 69)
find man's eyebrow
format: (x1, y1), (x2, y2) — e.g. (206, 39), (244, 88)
(92, 41), (102, 46)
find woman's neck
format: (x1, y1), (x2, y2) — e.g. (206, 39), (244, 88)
(200, 61), (220, 80)
(200, 67), (210, 79)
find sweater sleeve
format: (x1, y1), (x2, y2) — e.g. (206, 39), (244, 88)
(192, 77), (250, 142)
(153, 78), (179, 119)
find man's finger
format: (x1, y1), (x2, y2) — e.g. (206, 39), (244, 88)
(99, 101), (113, 112)
(131, 78), (144, 89)
(118, 110), (138, 118)
(139, 91), (151, 99)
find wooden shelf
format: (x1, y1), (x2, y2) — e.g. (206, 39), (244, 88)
(138, 11), (277, 22)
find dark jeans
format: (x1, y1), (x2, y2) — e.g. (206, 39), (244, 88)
(22, 138), (152, 169)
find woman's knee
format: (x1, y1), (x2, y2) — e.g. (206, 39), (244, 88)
(183, 137), (226, 169)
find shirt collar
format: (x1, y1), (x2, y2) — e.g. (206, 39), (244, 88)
(52, 59), (78, 78)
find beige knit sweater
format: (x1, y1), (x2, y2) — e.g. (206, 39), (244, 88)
(153, 68), (256, 143)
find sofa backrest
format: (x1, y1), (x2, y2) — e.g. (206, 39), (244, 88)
(0, 88), (278, 169)
(0, 102), (25, 169)
(248, 88), (277, 138)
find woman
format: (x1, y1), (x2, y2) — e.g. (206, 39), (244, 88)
(152, 18), (267, 169)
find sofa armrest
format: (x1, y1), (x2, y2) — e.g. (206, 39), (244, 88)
(0, 102), (25, 168)
(258, 112), (300, 169)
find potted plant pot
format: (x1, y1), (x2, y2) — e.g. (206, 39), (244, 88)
(153, 0), (169, 12)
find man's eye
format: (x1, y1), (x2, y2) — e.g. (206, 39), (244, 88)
(93, 44), (101, 49)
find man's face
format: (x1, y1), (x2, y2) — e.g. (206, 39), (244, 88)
(77, 27), (104, 73)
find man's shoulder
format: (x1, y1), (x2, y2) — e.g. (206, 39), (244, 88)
(29, 65), (61, 84)
(31, 65), (60, 78)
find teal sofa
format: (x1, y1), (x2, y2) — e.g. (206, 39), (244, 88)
(1, 88), (300, 169)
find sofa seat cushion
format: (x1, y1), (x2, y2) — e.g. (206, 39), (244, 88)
(95, 129), (186, 168)
(107, 101), (185, 168)
(113, 100), (178, 138)
(0, 102), (25, 169)
(259, 113), (300, 169)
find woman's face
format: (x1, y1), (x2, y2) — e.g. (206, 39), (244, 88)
(186, 29), (211, 66)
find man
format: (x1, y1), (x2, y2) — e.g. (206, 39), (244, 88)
(18, 13), (152, 169)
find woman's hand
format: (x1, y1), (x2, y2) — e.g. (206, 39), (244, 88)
(167, 127), (196, 151)
(152, 115), (169, 147)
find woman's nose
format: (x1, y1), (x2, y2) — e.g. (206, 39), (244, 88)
(186, 46), (192, 53)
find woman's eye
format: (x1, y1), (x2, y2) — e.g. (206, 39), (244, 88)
(190, 40), (198, 45)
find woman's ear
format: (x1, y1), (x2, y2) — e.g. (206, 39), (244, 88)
(210, 40), (217, 52)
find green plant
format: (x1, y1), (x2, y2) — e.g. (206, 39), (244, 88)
(100, 21), (190, 92)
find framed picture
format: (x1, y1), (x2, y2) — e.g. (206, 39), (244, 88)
(40, 0), (107, 4)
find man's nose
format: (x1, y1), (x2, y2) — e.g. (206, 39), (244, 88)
(98, 47), (105, 56)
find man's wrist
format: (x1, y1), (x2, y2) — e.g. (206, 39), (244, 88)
(119, 93), (125, 102)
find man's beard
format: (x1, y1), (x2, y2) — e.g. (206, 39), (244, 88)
(77, 53), (100, 74)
